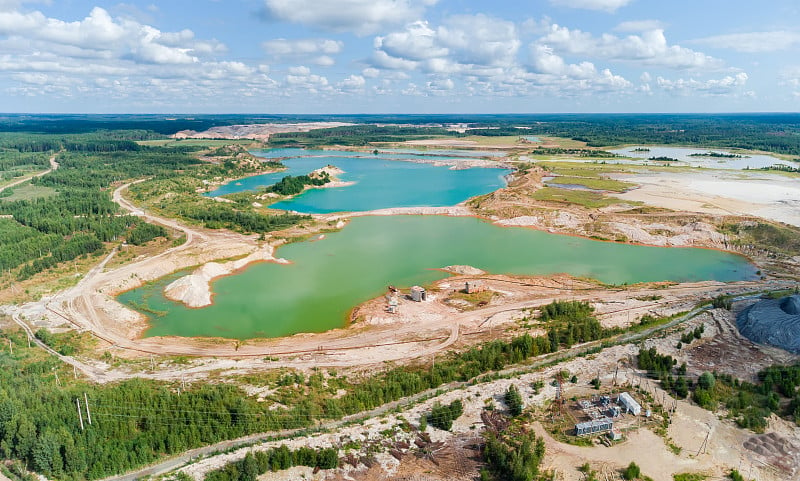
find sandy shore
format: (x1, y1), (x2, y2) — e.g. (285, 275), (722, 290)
(612, 170), (800, 226)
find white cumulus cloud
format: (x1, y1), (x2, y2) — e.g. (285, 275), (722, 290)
(656, 72), (749, 95)
(528, 44), (631, 89)
(261, 0), (438, 36)
(338, 74), (366, 90)
(0, 6), (224, 65)
(373, 14), (520, 74)
(540, 23), (723, 70)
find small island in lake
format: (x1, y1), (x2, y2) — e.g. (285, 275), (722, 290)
(648, 156), (679, 162)
(688, 151), (746, 158)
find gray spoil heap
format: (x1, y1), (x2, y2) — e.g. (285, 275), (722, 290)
(737, 294), (800, 354)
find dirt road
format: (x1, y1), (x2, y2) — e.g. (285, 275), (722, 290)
(101, 299), (757, 481)
(0, 153), (59, 194)
(6, 177), (783, 383)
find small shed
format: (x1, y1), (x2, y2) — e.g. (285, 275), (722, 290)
(410, 286), (427, 302)
(465, 281), (485, 294)
(575, 417), (613, 436)
(618, 392), (642, 416)
(608, 428), (623, 441)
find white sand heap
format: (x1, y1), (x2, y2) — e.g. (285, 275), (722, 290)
(441, 265), (486, 275)
(164, 246), (288, 308)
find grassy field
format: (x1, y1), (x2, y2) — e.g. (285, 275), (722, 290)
(0, 167), (48, 188)
(546, 176), (633, 192)
(537, 162), (636, 192)
(719, 220), (800, 257)
(537, 136), (590, 148)
(458, 135), (528, 146)
(0, 248), (104, 305)
(531, 186), (628, 209)
(0, 183), (57, 202)
(447, 289), (496, 310)
(539, 161), (631, 176)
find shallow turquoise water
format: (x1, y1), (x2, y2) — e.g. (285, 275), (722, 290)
(206, 149), (511, 213)
(120, 216), (758, 340)
(610, 146), (791, 170)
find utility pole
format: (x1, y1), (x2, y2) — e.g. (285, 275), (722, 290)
(696, 425), (711, 456)
(84, 393), (91, 425)
(54, 371), (60, 387)
(76, 398), (84, 431)
(8, 338), (12, 355)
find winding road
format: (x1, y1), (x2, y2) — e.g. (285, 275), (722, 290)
(9, 178), (787, 383)
(0, 153), (59, 195)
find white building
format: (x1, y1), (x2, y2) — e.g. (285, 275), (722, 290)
(618, 392), (641, 415)
(410, 286), (426, 302)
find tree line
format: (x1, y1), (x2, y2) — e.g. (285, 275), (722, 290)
(0, 141), (206, 280)
(0, 299), (684, 480)
(265, 172), (330, 196)
(204, 446), (338, 481)
(481, 429), (545, 481)
(126, 223), (167, 246)
(638, 346), (800, 431)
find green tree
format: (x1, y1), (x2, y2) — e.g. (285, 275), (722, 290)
(505, 384), (524, 417)
(728, 469), (745, 481)
(428, 399), (463, 431)
(240, 452), (258, 481)
(623, 462), (641, 480)
(698, 372), (716, 391)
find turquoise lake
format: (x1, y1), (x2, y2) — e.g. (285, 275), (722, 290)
(120, 215), (759, 340)
(206, 148), (511, 214)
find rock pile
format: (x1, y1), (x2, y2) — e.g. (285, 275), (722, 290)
(737, 294), (800, 353)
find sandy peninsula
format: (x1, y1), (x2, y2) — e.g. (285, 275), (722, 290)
(164, 245), (289, 308)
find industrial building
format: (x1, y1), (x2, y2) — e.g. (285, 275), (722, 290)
(386, 296), (398, 314)
(618, 392), (642, 415)
(575, 417), (613, 436)
(410, 286), (427, 302)
(464, 281), (485, 294)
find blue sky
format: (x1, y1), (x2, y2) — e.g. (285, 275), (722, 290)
(0, 0), (799, 113)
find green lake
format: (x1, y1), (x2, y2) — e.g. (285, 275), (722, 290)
(119, 216), (758, 340)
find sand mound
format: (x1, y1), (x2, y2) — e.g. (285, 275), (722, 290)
(164, 246), (284, 308)
(737, 294), (800, 353)
(164, 263), (229, 307)
(441, 265), (486, 275)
